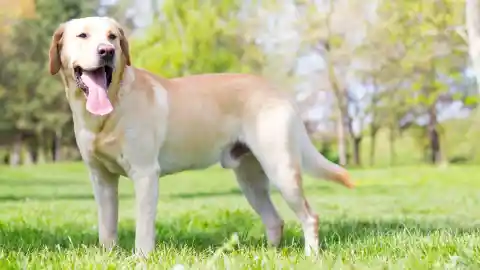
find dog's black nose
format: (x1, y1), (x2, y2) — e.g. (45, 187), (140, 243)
(97, 44), (115, 61)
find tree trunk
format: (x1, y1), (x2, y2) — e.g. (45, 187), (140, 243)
(51, 130), (62, 162)
(10, 133), (22, 167)
(427, 106), (441, 164)
(43, 135), (52, 161)
(389, 125), (396, 166)
(23, 143), (33, 165)
(429, 129), (441, 164)
(36, 132), (46, 163)
(369, 127), (377, 166)
(26, 137), (38, 164)
(28, 146), (38, 164)
(321, 24), (347, 166)
(353, 137), (362, 166)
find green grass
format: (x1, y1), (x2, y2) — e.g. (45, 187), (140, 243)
(0, 163), (480, 269)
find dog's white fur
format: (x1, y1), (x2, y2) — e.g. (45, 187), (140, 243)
(48, 16), (354, 256)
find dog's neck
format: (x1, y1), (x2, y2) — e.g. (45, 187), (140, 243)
(61, 65), (130, 133)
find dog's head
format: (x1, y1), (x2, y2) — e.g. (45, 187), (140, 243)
(48, 17), (131, 116)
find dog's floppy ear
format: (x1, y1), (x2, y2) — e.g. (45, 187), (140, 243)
(118, 27), (131, 66)
(49, 24), (65, 75)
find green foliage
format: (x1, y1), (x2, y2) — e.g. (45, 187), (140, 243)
(379, 0), (466, 104)
(4, 0), (98, 131)
(0, 0), (99, 162)
(351, 0), (470, 165)
(312, 140), (340, 164)
(130, 0), (264, 77)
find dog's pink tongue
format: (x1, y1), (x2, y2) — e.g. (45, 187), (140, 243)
(81, 69), (113, 116)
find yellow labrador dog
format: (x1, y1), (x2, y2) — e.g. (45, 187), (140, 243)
(48, 16), (354, 256)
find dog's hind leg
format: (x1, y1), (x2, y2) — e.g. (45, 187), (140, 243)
(244, 104), (319, 256)
(233, 154), (284, 247)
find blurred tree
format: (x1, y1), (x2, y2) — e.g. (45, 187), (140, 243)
(130, 0), (265, 77)
(377, 0), (467, 165)
(0, 0), (36, 34)
(0, 0), (99, 165)
(295, 0), (469, 166)
(354, 9), (416, 166)
(295, 0), (368, 166)
(101, 0), (136, 34)
(0, 0), (473, 167)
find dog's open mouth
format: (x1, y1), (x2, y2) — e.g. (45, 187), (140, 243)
(74, 66), (114, 116)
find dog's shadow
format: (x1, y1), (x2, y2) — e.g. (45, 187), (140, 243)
(1, 210), (478, 254)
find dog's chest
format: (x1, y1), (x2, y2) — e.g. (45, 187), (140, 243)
(77, 129), (127, 175)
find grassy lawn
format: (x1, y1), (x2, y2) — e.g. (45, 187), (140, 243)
(0, 163), (479, 269)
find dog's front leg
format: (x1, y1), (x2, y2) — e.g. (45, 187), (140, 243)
(89, 165), (120, 250)
(129, 165), (160, 257)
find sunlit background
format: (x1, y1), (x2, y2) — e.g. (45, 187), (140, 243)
(0, 0), (476, 168)
(2, 0), (480, 268)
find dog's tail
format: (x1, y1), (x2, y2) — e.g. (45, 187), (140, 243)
(298, 123), (355, 189)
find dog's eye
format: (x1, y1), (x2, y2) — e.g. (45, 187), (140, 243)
(77, 33), (88, 38)
(108, 33), (117, 40)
